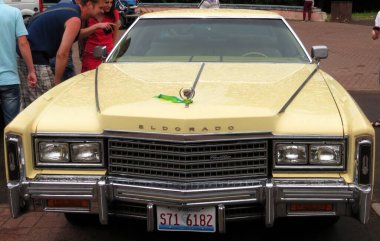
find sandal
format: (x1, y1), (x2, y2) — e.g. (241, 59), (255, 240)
(371, 120), (380, 127)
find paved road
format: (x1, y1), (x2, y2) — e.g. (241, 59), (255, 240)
(1, 20), (380, 241)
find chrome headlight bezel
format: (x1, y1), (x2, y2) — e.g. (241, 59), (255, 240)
(273, 139), (346, 171)
(5, 134), (25, 181)
(34, 137), (104, 168)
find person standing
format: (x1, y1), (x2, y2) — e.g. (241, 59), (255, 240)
(0, 0), (36, 125)
(81, 0), (119, 72)
(371, 11), (380, 40)
(49, 0), (80, 82)
(371, 10), (380, 127)
(303, 0), (313, 22)
(18, 0), (110, 109)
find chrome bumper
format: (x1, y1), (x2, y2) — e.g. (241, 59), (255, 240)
(8, 175), (372, 232)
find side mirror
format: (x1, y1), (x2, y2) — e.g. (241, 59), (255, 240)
(93, 46), (108, 61)
(311, 45), (328, 62)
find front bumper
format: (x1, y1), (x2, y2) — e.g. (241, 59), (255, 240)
(8, 175), (372, 232)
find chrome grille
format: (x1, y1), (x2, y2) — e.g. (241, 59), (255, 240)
(108, 138), (268, 182)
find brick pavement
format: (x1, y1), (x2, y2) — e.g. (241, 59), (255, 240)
(291, 20), (380, 91)
(2, 20), (380, 240)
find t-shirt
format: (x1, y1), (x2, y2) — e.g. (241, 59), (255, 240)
(26, 3), (81, 64)
(375, 11), (380, 27)
(84, 10), (120, 54)
(0, 0), (28, 85)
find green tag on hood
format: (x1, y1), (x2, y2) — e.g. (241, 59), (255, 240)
(155, 94), (193, 105)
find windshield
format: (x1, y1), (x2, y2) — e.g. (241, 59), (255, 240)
(108, 18), (310, 63)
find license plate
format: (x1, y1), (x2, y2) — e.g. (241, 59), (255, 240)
(157, 206), (216, 232)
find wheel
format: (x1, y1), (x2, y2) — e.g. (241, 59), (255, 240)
(64, 213), (101, 226)
(241, 51), (267, 57)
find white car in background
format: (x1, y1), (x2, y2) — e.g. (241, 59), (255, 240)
(4, 0), (41, 22)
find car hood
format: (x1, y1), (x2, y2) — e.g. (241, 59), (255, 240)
(34, 62), (343, 136)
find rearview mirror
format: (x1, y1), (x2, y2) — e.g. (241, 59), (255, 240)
(93, 46), (108, 60)
(311, 45), (328, 62)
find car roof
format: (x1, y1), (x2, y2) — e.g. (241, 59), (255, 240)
(139, 9), (283, 19)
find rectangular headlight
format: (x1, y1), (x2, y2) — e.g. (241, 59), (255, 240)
(276, 144), (307, 165)
(35, 137), (104, 167)
(71, 143), (101, 163)
(39, 142), (69, 162)
(273, 140), (346, 171)
(310, 145), (341, 165)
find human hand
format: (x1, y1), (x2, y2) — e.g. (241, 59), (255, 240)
(54, 77), (61, 86)
(27, 71), (37, 88)
(96, 22), (116, 31)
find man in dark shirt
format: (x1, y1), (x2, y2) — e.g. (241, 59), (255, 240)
(18, 0), (108, 108)
(49, 0), (80, 83)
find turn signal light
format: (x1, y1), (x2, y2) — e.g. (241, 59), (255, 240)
(289, 203), (334, 212)
(47, 199), (90, 208)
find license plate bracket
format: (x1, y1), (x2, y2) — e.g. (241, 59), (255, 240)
(156, 206), (216, 232)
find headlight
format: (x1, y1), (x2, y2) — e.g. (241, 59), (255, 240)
(71, 143), (100, 163)
(35, 138), (104, 167)
(39, 143), (69, 162)
(274, 140), (345, 170)
(276, 144), (307, 165)
(310, 145), (341, 165)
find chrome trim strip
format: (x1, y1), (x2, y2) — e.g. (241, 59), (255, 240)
(217, 204), (226, 233)
(8, 182), (21, 218)
(105, 131), (273, 142)
(278, 66), (319, 114)
(286, 211), (336, 217)
(95, 67), (100, 113)
(280, 189), (353, 201)
(111, 181), (261, 205)
(98, 180), (108, 224)
(103, 130), (345, 140)
(147, 203), (155, 232)
(27, 185), (96, 197)
(358, 185), (372, 224)
(265, 182), (274, 227)
(32, 131), (346, 140)
(33, 133), (104, 137)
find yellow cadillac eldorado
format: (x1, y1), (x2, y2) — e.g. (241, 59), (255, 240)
(5, 9), (374, 233)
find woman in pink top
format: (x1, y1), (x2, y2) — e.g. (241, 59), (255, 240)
(81, 0), (119, 72)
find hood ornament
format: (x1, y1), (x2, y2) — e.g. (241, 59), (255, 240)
(179, 88), (195, 100)
(179, 88), (195, 108)
(154, 63), (205, 107)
